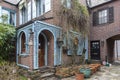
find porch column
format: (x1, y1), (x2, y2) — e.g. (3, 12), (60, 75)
(28, 33), (34, 70)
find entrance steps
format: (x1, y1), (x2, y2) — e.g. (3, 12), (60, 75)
(91, 60), (101, 64)
(19, 66), (56, 80)
(39, 66), (56, 79)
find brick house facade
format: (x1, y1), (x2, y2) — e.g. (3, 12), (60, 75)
(0, 0), (88, 70)
(89, 0), (120, 62)
(0, 1), (17, 26)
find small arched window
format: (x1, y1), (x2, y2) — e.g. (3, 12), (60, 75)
(20, 32), (26, 53)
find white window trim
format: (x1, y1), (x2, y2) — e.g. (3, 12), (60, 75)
(36, 0), (51, 16)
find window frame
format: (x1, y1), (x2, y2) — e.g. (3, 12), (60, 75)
(93, 7), (114, 26)
(19, 32), (26, 54)
(1, 7), (16, 26)
(98, 9), (108, 24)
(36, 0), (51, 16)
(21, 6), (27, 24)
(19, 32), (29, 56)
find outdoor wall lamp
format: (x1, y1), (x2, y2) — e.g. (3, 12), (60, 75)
(101, 40), (104, 47)
(29, 28), (34, 34)
(57, 37), (64, 47)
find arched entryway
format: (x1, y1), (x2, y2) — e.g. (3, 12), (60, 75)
(38, 30), (54, 67)
(107, 34), (120, 63)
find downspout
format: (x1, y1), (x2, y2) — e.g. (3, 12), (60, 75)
(31, 0), (33, 18)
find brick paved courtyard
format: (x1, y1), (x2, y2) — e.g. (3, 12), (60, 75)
(61, 65), (120, 80)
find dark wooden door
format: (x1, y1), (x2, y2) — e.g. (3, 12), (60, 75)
(90, 41), (100, 60)
(39, 49), (45, 67)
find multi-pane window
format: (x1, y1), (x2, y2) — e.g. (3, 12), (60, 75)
(36, 0), (51, 16)
(93, 7), (114, 26)
(21, 6), (27, 24)
(19, 0), (51, 24)
(1, 8), (16, 26)
(98, 9), (108, 24)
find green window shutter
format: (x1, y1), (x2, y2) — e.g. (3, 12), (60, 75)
(67, 35), (73, 55)
(109, 7), (114, 23)
(77, 37), (84, 55)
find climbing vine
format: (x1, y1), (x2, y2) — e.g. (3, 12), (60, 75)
(59, 0), (89, 35)
(58, 0), (89, 64)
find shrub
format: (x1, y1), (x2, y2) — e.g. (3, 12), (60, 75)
(0, 23), (16, 61)
(0, 61), (28, 80)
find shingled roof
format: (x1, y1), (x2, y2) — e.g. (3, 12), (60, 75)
(4, 0), (20, 5)
(87, 0), (112, 7)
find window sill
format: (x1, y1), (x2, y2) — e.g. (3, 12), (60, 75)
(19, 53), (29, 57)
(93, 22), (114, 27)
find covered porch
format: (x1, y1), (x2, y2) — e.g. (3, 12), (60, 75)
(16, 21), (62, 70)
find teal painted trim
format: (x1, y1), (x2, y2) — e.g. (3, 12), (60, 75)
(35, 21), (62, 30)
(36, 28), (55, 68)
(17, 31), (27, 55)
(85, 37), (88, 59)
(17, 24), (33, 68)
(15, 13), (16, 26)
(2, 7), (16, 13)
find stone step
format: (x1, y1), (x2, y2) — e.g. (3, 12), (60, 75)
(40, 72), (55, 78)
(39, 66), (55, 73)
(91, 60), (101, 64)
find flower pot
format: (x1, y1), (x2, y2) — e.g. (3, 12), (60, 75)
(75, 73), (84, 80)
(80, 68), (91, 78)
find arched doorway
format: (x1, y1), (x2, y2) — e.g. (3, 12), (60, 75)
(38, 30), (54, 67)
(107, 34), (120, 63)
(38, 33), (46, 67)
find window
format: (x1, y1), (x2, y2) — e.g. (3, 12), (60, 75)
(10, 12), (15, 25)
(20, 32), (26, 53)
(1, 8), (16, 26)
(93, 7), (114, 26)
(21, 6), (27, 24)
(28, 2), (31, 21)
(36, 0), (51, 16)
(98, 9), (108, 24)
(61, 0), (71, 8)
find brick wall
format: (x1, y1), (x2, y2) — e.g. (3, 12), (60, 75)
(17, 0), (88, 69)
(90, 0), (120, 61)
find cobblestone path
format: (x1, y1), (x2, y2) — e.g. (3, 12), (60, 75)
(61, 65), (120, 80)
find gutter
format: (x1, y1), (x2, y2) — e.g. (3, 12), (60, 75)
(88, 0), (117, 9)
(16, 16), (54, 30)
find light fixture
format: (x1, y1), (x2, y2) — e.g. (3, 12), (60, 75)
(57, 37), (63, 47)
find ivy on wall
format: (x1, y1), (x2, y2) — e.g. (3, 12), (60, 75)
(58, 0), (89, 64)
(59, 0), (89, 35)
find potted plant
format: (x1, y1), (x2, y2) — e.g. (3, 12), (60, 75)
(79, 46), (91, 78)
(75, 73), (84, 80)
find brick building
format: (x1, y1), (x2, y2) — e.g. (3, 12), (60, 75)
(88, 0), (120, 63)
(0, 0), (89, 70)
(0, 1), (17, 26)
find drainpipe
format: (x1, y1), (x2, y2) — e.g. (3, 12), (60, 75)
(31, 0), (33, 18)
(116, 40), (118, 60)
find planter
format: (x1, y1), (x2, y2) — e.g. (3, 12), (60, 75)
(75, 73), (84, 80)
(80, 68), (91, 78)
